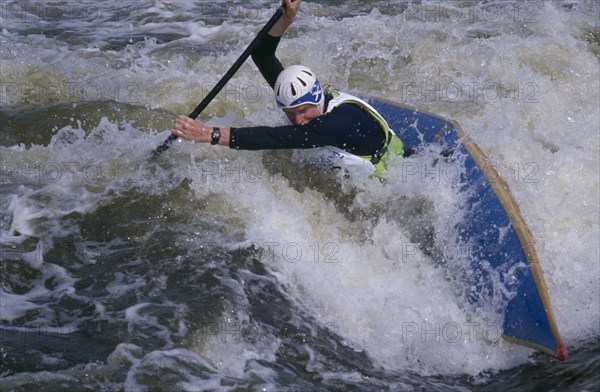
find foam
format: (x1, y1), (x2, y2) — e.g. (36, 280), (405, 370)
(1, 0), (598, 381)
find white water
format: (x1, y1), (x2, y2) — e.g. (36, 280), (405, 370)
(1, 0), (598, 381)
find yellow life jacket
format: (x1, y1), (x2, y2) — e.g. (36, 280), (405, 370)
(325, 90), (404, 177)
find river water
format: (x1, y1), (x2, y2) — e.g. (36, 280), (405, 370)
(1, 1), (599, 391)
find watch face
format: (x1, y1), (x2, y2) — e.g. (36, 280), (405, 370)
(211, 128), (221, 144)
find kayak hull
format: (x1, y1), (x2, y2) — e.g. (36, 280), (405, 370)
(369, 98), (567, 360)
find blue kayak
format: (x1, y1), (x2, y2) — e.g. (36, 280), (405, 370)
(369, 98), (567, 361)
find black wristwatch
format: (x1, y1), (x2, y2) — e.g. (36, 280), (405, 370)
(210, 127), (221, 145)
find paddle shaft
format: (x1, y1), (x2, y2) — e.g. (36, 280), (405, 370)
(151, 5), (285, 159)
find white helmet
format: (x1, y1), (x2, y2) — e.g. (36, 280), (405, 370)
(274, 65), (324, 109)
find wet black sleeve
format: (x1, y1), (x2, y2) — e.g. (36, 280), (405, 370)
(229, 103), (386, 157)
(251, 34), (284, 88)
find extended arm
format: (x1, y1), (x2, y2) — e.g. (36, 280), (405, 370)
(171, 103), (386, 156)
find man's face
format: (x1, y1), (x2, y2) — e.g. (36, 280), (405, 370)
(283, 104), (321, 126)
